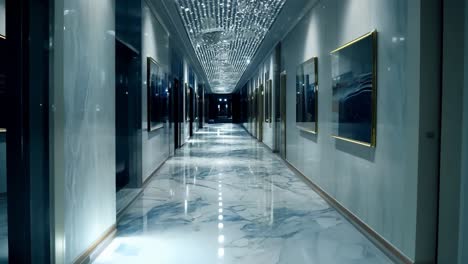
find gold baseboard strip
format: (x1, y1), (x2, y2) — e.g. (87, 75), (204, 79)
(243, 124), (413, 263)
(281, 159), (413, 264)
(212, 125), (412, 262)
(73, 224), (116, 264)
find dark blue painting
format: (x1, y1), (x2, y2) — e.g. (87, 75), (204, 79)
(147, 57), (167, 132)
(331, 31), (377, 146)
(296, 57), (318, 134)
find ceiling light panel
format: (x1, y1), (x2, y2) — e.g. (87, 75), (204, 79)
(175, 0), (286, 93)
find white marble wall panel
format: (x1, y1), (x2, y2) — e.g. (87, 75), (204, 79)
(0, 0), (4, 37)
(281, 0), (418, 260)
(142, 1), (171, 182)
(60, 0), (116, 262)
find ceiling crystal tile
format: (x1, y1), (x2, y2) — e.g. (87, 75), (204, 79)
(175, 0), (286, 93)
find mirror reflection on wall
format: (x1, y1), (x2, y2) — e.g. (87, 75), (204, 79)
(296, 57), (318, 134)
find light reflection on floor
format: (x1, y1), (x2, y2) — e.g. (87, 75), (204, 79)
(94, 124), (393, 264)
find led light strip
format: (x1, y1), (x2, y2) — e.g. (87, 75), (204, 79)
(175, 0), (286, 93)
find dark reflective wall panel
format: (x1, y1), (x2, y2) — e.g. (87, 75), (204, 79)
(115, 40), (140, 191)
(296, 57), (318, 133)
(331, 31), (377, 146)
(116, 0), (141, 50)
(115, 0), (143, 191)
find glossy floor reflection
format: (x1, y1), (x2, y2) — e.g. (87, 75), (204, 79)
(94, 124), (393, 264)
(116, 188), (142, 215)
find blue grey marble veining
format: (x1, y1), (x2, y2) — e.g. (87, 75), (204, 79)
(116, 188), (142, 215)
(94, 124), (394, 264)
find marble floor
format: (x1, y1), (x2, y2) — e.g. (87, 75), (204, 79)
(94, 124), (393, 264)
(116, 188), (142, 216)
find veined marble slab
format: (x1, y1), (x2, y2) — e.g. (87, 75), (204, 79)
(116, 188), (142, 216)
(94, 124), (393, 264)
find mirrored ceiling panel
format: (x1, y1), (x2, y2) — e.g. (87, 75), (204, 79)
(175, 0), (286, 93)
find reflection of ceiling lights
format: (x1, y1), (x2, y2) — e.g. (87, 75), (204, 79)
(175, 0), (286, 93)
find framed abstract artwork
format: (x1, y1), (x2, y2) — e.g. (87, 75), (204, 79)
(147, 57), (166, 132)
(296, 57), (318, 134)
(265, 79), (272, 123)
(185, 83), (191, 122)
(330, 31), (377, 147)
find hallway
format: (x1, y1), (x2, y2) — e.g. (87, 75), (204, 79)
(94, 124), (393, 264)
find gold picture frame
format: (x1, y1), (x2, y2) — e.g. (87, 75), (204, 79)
(147, 57), (165, 132)
(265, 79), (273, 123)
(330, 30), (377, 147)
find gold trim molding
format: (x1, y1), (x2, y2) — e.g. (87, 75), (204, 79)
(330, 30), (377, 54)
(73, 224), (116, 264)
(332, 135), (373, 147)
(297, 125), (317, 135)
(330, 30), (378, 147)
(282, 158), (413, 264)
